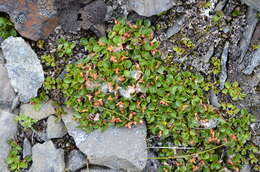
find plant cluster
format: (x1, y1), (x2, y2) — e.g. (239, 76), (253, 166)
(0, 17), (17, 39)
(15, 114), (38, 130)
(57, 38), (76, 57)
(6, 140), (31, 172)
(61, 19), (258, 171)
(41, 55), (56, 67)
(222, 81), (246, 101)
(210, 57), (221, 75)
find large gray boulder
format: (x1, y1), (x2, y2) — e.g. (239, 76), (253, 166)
(128, 0), (176, 17)
(0, 50), (15, 107)
(62, 108), (147, 172)
(30, 141), (65, 172)
(241, 0), (260, 11)
(1, 37), (44, 103)
(0, 109), (17, 172)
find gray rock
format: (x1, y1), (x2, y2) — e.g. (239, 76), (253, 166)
(20, 101), (55, 120)
(209, 90), (220, 108)
(200, 119), (219, 129)
(239, 8), (258, 63)
(165, 15), (186, 40)
(47, 115), (67, 139)
(0, 57), (15, 107)
(81, 166), (123, 172)
(128, 0), (176, 17)
(30, 141), (65, 172)
(253, 136), (260, 148)
(240, 164), (251, 172)
(243, 42), (260, 75)
(1, 37), (44, 103)
(241, 0), (260, 11)
(219, 42), (229, 89)
(0, 109), (17, 172)
(214, 0), (228, 11)
(23, 138), (32, 159)
(62, 108), (147, 172)
(66, 150), (86, 172)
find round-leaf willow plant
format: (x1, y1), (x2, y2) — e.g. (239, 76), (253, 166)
(62, 19), (258, 171)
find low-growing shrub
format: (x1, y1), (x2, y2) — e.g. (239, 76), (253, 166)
(61, 19), (258, 171)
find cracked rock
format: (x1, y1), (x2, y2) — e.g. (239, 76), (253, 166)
(62, 108), (147, 172)
(241, 0), (260, 11)
(66, 150), (87, 172)
(0, 0), (59, 40)
(30, 141), (65, 172)
(243, 42), (260, 75)
(0, 109), (17, 171)
(0, 50), (15, 108)
(47, 115), (67, 139)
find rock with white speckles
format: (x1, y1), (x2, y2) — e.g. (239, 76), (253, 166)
(1, 37), (44, 103)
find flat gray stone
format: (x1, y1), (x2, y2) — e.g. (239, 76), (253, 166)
(128, 0), (176, 17)
(30, 141), (65, 172)
(66, 150), (86, 172)
(0, 109), (17, 172)
(242, 0), (260, 11)
(1, 37), (44, 103)
(20, 101), (55, 120)
(62, 108), (147, 172)
(0, 60), (15, 107)
(47, 115), (67, 139)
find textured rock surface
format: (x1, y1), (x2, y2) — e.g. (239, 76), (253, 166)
(20, 101), (55, 120)
(81, 166), (123, 172)
(79, 0), (107, 30)
(30, 141), (65, 172)
(239, 8), (258, 63)
(0, 50), (15, 107)
(62, 108), (147, 171)
(243, 42), (260, 75)
(128, 0), (176, 17)
(0, 109), (17, 172)
(22, 138), (32, 159)
(0, 0), (59, 40)
(1, 37), (44, 103)
(0, 0), (106, 40)
(66, 150), (86, 172)
(242, 0), (260, 11)
(47, 115), (67, 139)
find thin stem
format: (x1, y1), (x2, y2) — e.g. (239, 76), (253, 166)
(148, 146), (194, 150)
(147, 143), (227, 160)
(102, 107), (130, 121)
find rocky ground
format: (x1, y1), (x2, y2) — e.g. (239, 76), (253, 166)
(0, 0), (260, 172)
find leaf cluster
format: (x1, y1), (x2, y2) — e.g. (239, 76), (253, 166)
(15, 114), (38, 130)
(57, 38), (76, 57)
(222, 82), (246, 101)
(6, 140), (31, 172)
(0, 17), (17, 39)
